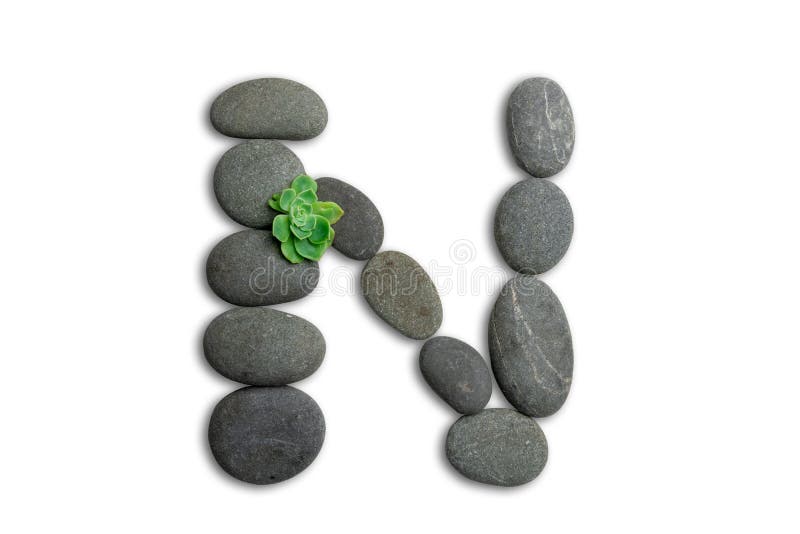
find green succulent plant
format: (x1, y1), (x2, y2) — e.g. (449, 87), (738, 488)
(268, 175), (344, 263)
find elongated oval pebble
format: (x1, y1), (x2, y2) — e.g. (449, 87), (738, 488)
(316, 177), (383, 261)
(419, 336), (491, 414)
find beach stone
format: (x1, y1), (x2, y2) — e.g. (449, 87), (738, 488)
(213, 140), (304, 229)
(316, 177), (383, 261)
(494, 178), (573, 274)
(208, 386), (325, 484)
(489, 276), (573, 417)
(204, 307), (325, 386)
(446, 409), (548, 487)
(419, 337), (491, 414)
(211, 78), (328, 140)
(206, 230), (319, 306)
(361, 251), (442, 340)
(507, 77), (575, 178)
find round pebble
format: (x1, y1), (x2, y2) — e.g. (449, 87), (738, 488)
(489, 275), (573, 417)
(507, 77), (575, 178)
(211, 78), (328, 140)
(419, 336), (492, 414)
(494, 177), (573, 274)
(361, 251), (443, 340)
(206, 230), (319, 307)
(214, 140), (304, 229)
(208, 386), (325, 485)
(316, 177), (384, 261)
(446, 409), (548, 487)
(204, 307), (325, 386)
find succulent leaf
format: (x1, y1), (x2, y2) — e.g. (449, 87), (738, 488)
(290, 224), (313, 240)
(279, 189), (297, 211)
(268, 196), (282, 211)
(281, 238), (304, 264)
(312, 201), (344, 224)
(291, 174), (318, 194)
(272, 214), (290, 242)
(294, 236), (327, 261)
(301, 214), (317, 232)
(309, 215), (332, 244)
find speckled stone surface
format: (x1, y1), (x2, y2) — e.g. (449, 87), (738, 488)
(206, 230), (319, 307)
(494, 177), (573, 274)
(446, 409), (548, 487)
(208, 386), (325, 485)
(489, 276), (573, 417)
(316, 177), (383, 261)
(361, 251), (442, 340)
(211, 78), (327, 140)
(419, 336), (492, 414)
(213, 140), (304, 229)
(204, 307), (325, 386)
(507, 77), (575, 178)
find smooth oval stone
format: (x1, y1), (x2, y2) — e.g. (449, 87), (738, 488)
(206, 230), (319, 306)
(507, 77), (575, 178)
(211, 78), (328, 140)
(494, 178), (573, 274)
(208, 386), (325, 484)
(419, 336), (491, 414)
(204, 307), (325, 386)
(489, 276), (573, 417)
(446, 409), (548, 487)
(316, 177), (383, 261)
(214, 140), (304, 229)
(361, 251), (442, 340)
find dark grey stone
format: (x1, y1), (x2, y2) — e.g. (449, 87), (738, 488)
(204, 307), (325, 386)
(210, 78), (328, 140)
(206, 230), (319, 307)
(316, 177), (383, 261)
(494, 178), (573, 274)
(214, 140), (304, 229)
(507, 77), (575, 178)
(446, 409), (548, 487)
(419, 336), (491, 414)
(208, 386), (325, 485)
(361, 251), (442, 340)
(489, 276), (573, 417)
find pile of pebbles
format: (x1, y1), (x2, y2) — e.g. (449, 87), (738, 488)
(202, 76), (574, 488)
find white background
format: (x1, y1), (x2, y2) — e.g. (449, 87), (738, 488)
(2, 1), (799, 532)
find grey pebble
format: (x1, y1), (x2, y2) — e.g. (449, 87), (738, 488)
(489, 276), (573, 417)
(361, 251), (442, 340)
(507, 77), (575, 178)
(494, 177), (573, 274)
(316, 177), (384, 261)
(419, 336), (491, 414)
(211, 78), (328, 140)
(206, 229), (319, 306)
(208, 386), (325, 485)
(204, 307), (325, 386)
(446, 409), (548, 487)
(214, 140), (304, 229)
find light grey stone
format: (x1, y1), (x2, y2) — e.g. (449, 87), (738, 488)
(213, 140), (304, 229)
(206, 230), (319, 306)
(494, 177), (573, 274)
(446, 409), (548, 487)
(489, 276), (573, 417)
(208, 386), (325, 484)
(316, 177), (383, 261)
(507, 77), (575, 178)
(419, 336), (491, 414)
(204, 307), (325, 386)
(211, 78), (327, 140)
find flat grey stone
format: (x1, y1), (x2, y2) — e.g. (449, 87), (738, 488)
(214, 140), (304, 229)
(208, 386), (325, 484)
(211, 78), (327, 140)
(494, 178), (573, 274)
(419, 336), (491, 414)
(507, 77), (575, 178)
(206, 230), (319, 306)
(446, 409), (548, 487)
(489, 276), (573, 417)
(316, 177), (383, 261)
(361, 251), (442, 340)
(204, 307), (325, 386)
